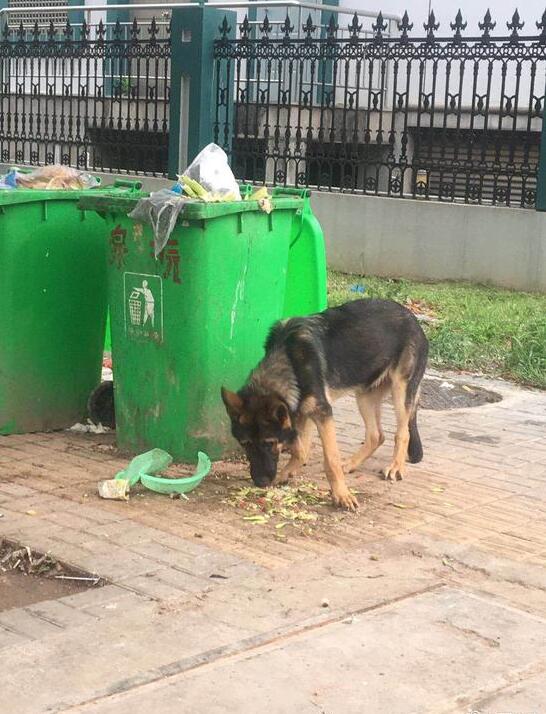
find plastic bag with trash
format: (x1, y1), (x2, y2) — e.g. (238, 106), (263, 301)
(129, 188), (189, 257)
(129, 143), (241, 255)
(181, 143), (241, 201)
(0, 165), (100, 190)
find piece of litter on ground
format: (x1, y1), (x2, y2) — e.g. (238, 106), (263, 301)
(431, 486), (445, 493)
(25, 510), (37, 516)
(369, 554), (379, 561)
(0, 514), (4, 519)
(69, 420), (110, 434)
(440, 381), (455, 390)
(389, 502), (414, 510)
(321, 598), (330, 608)
(54, 575), (101, 585)
(342, 616), (358, 625)
(442, 557), (456, 569)
(462, 385), (475, 393)
(98, 479), (129, 501)
(243, 514), (269, 524)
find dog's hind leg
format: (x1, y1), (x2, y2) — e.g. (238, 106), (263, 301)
(313, 414), (359, 510)
(277, 418), (315, 483)
(344, 389), (386, 473)
(383, 373), (411, 482)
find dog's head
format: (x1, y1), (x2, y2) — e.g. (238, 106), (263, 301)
(221, 387), (296, 487)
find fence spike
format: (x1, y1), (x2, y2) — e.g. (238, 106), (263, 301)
(478, 9), (496, 42)
(372, 11), (387, 41)
(450, 9), (467, 41)
(537, 9), (546, 41)
(507, 9), (524, 42)
(398, 10), (413, 42)
(348, 13), (362, 39)
(423, 10), (440, 41)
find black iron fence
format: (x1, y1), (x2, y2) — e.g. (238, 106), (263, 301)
(214, 9), (546, 208)
(0, 17), (170, 175)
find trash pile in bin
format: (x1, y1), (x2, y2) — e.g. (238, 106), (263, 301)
(130, 143), (272, 255)
(0, 165), (100, 190)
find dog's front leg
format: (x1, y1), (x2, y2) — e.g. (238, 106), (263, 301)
(313, 414), (358, 510)
(277, 418), (314, 484)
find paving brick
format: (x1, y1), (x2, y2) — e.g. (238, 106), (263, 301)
(81, 590), (149, 619)
(151, 567), (213, 594)
(121, 574), (193, 601)
(57, 584), (132, 610)
(0, 608), (64, 639)
(83, 521), (161, 547)
(0, 482), (39, 498)
(25, 600), (96, 628)
(0, 625), (30, 649)
(128, 541), (197, 570)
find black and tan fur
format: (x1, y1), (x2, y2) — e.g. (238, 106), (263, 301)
(221, 299), (429, 510)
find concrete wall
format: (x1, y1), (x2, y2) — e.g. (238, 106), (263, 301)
(311, 192), (546, 293)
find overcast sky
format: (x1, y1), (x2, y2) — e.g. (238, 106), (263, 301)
(340, 0), (545, 35)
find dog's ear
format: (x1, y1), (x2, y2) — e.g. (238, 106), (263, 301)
(272, 401), (291, 430)
(221, 387), (244, 420)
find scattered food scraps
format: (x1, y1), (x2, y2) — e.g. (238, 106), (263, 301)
(225, 481), (329, 531)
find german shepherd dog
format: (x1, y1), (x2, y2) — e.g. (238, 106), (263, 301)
(221, 299), (428, 510)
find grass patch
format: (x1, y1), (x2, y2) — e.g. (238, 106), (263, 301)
(328, 272), (546, 389)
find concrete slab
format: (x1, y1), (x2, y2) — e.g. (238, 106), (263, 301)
(71, 588), (546, 714)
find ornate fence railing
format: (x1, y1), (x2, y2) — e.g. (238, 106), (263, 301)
(0, 17), (170, 175)
(213, 9), (546, 208)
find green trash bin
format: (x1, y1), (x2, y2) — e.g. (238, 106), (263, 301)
(0, 180), (140, 435)
(79, 190), (312, 461)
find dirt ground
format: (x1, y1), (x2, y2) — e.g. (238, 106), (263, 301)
(0, 570), (89, 611)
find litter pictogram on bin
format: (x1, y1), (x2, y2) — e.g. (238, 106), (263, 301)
(129, 289), (142, 326)
(123, 272), (163, 343)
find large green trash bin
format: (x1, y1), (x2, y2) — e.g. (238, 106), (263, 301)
(79, 191), (310, 461)
(0, 181), (140, 435)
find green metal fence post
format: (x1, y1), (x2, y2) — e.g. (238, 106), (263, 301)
(536, 93), (546, 211)
(168, 6), (236, 179)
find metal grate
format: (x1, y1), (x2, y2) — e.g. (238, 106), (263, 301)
(7, 0), (67, 27)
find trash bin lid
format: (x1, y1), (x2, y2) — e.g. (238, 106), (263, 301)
(0, 179), (144, 208)
(78, 193), (304, 219)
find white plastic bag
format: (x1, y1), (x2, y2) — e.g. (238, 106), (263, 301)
(182, 144), (241, 201)
(129, 189), (189, 256)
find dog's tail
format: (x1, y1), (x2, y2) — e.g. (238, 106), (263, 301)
(408, 413), (423, 464)
(405, 334), (428, 465)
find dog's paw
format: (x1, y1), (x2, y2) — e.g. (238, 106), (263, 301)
(382, 464), (404, 482)
(275, 462), (301, 485)
(342, 456), (360, 474)
(332, 486), (359, 511)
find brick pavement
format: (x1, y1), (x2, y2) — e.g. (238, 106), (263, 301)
(0, 370), (545, 663)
